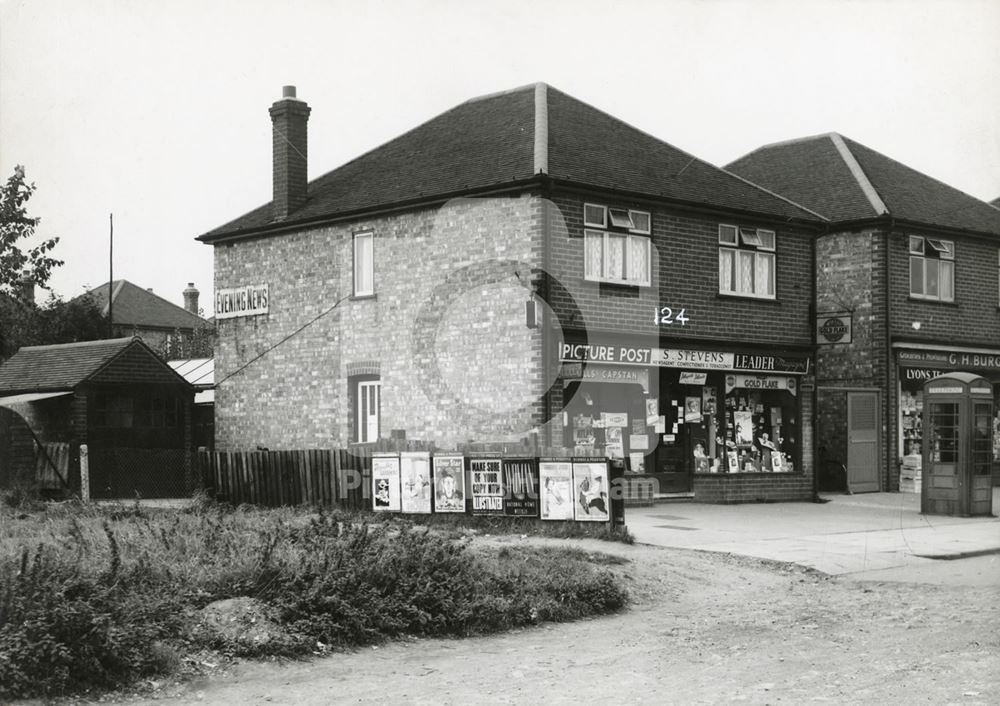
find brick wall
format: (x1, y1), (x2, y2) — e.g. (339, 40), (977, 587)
(545, 191), (815, 345)
(213, 194), (544, 450)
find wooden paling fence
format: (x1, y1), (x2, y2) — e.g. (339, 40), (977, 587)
(199, 448), (373, 510)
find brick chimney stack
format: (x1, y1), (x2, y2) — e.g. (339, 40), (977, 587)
(17, 271), (34, 305)
(269, 85), (311, 221)
(183, 282), (200, 314)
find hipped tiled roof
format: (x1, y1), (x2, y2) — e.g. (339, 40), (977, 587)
(201, 83), (821, 241)
(726, 133), (1000, 236)
(77, 280), (206, 331)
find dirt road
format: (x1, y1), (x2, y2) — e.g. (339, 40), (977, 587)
(116, 537), (998, 705)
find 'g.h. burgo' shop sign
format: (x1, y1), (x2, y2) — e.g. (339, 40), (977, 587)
(559, 342), (810, 374)
(897, 348), (1000, 372)
(215, 283), (269, 320)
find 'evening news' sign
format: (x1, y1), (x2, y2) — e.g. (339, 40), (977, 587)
(215, 284), (269, 320)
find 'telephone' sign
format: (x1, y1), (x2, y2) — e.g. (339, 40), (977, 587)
(215, 284), (269, 320)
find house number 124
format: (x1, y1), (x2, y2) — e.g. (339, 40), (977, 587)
(655, 307), (689, 325)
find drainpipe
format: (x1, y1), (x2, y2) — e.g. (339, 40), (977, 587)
(884, 217), (895, 493)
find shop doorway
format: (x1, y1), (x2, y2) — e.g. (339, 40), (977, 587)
(847, 391), (880, 492)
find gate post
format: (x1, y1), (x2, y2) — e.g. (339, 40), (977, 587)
(79, 443), (90, 503)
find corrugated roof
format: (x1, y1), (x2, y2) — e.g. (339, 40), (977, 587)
(168, 358), (214, 387)
(726, 133), (1000, 235)
(0, 338), (134, 393)
(201, 83), (822, 241)
(77, 280), (206, 331)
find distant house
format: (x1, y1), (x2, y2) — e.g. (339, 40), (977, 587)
(76, 280), (212, 357)
(0, 337), (195, 498)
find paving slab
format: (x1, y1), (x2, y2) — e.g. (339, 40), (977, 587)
(625, 488), (1000, 575)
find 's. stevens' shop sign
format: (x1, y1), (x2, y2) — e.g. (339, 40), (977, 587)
(558, 342), (809, 374)
(215, 284), (269, 320)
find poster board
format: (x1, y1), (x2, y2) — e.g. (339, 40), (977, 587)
(502, 458), (539, 517)
(470, 458), (504, 516)
(572, 459), (610, 522)
(371, 454), (401, 512)
(399, 451), (432, 514)
(432, 455), (466, 513)
(539, 460), (574, 520)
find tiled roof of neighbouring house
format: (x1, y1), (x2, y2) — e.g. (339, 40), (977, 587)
(726, 133), (1000, 236)
(991, 196), (1000, 208)
(76, 280), (206, 331)
(0, 338), (134, 392)
(200, 83), (823, 240)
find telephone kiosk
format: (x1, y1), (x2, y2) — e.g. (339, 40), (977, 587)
(921, 372), (994, 517)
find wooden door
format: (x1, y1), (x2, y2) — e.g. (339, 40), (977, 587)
(847, 391), (880, 493)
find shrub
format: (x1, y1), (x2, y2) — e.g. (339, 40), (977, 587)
(0, 504), (629, 700)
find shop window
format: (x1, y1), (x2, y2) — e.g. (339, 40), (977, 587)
(718, 224), (776, 298)
(909, 235), (953, 301)
(353, 231), (374, 297)
(356, 379), (381, 443)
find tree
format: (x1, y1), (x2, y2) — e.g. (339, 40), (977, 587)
(0, 165), (62, 294)
(0, 292), (107, 362)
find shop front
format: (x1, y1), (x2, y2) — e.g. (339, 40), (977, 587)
(558, 338), (811, 499)
(895, 344), (1000, 489)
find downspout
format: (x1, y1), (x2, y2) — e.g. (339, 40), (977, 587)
(534, 83), (552, 453)
(812, 224), (821, 501)
(884, 216), (895, 492)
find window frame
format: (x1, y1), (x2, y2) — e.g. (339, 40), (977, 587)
(908, 235), (954, 302)
(584, 228), (651, 286)
(583, 203), (607, 229)
(718, 223), (777, 299)
(353, 231), (375, 297)
(628, 209), (651, 235)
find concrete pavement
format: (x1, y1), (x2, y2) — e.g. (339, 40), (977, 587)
(625, 488), (1000, 577)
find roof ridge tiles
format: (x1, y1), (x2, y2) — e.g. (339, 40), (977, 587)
(19, 337), (134, 352)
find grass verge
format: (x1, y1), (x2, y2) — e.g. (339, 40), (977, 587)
(0, 500), (629, 700)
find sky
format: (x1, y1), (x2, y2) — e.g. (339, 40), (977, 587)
(1, 0), (998, 312)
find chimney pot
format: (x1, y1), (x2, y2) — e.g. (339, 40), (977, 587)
(17, 271), (34, 306)
(282, 85), (297, 99)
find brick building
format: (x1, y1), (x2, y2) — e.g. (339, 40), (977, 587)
(199, 84), (826, 503)
(728, 133), (1000, 493)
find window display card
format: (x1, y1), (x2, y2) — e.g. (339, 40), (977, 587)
(662, 434), (675, 443)
(602, 412), (628, 428)
(629, 434), (649, 451)
(631, 418), (646, 434)
(654, 416), (666, 433)
(727, 450), (739, 473)
(646, 398), (659, 426)
(628, 452), (646, 473)
(684, 396), (701, 422)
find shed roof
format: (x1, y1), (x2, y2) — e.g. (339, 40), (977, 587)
(0, 337), (190, 394)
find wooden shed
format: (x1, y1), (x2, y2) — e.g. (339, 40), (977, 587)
(0, 337), (195, 499)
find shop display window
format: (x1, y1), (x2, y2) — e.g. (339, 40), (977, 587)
(718, 387), (798, 473)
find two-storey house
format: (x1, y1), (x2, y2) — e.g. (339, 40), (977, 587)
(198, 84), (824, 503)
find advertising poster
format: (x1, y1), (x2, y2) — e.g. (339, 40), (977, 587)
(539, 460), (574, 520)
(629, 434), (649, 451)
(572, 460), (610, 522)
(734, 411), (754, 444)
(432, 455), (466, 513)
(502, 458), (539, 517)
(703, 387), (718, 414)
(628, 452), (646, 473)
(602, 412), (628, 428)
(470, 458), (504, 515)
(645, 398), (659, 425)
(371, 454), (401, 512)
(399, 451), (432, 514)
